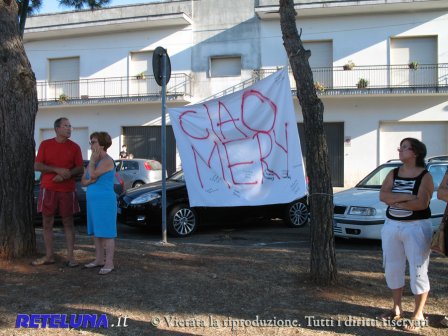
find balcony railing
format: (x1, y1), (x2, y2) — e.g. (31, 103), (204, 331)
(259, 63), (448, 93)
(201, 63), (448, 102)
(36, 73), (192, 103)
(37, 64), (448, 105)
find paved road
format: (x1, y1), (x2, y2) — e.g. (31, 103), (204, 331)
(62, 218), (382, 252)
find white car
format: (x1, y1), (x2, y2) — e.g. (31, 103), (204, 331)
(115, 159), (165, 189)
(333, 158), (448, 240)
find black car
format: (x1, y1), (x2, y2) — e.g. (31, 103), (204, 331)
(117, 170), (309, 237)
(34, 160), (125, 222)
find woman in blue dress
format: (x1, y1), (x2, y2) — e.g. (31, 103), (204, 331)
(81, 132), (117, 275)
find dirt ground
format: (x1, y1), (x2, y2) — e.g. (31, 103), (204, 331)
(0, 222), (447, 336)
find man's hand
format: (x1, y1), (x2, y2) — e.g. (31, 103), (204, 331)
(54, 168), (71, 179)
(52, 175), (64, 183)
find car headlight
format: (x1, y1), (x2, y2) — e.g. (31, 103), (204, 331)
(348, 206), (376, 216)
(130, 193), (160, 205)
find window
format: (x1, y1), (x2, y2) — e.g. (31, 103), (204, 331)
(49, 57), (80, 99)
(210, 56), (241, 77)
(390, 37), (437, 86)
(391, 37), (436, 65)
(122, 161), (139, 171)
(49, 57), (79, 82)
(130, 51), (153, 78)
(130, 51), (156, 95)
(303, 41), (333, 87)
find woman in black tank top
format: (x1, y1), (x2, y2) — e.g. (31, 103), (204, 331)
(379, 138), (434, 331)
(386, 168), (431, 221)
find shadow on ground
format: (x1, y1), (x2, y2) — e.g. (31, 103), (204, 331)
(0, 225), (447, 335)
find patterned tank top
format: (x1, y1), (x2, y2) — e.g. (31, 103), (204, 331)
(386, 168), (431, 220)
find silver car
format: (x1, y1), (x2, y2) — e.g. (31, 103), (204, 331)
(115, 159), (164, 189)
(333, 157), (448, 240)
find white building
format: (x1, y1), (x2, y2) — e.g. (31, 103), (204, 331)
(24, 0), (448, 187)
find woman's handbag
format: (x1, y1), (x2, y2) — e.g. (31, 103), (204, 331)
(431, 204), (448, 256)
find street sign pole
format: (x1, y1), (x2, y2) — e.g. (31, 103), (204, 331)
(161, 53), (167, 244)
(152, 47), (171, 244)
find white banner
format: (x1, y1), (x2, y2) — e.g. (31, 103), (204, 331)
(168, 67), (307, 206)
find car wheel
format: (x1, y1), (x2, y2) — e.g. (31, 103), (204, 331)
(284, 199), (309, 227)
(167, 203), (198, 237)
(132, 181), (144, 188)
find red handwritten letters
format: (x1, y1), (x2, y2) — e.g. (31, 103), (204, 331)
(179, 89), (290, 188)
(169, 68), (306, 206)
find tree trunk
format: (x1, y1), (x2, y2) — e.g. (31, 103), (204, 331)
(0, 0), (37, 259)
(18, 0), (30, 37)
(279, 0), (337, 285)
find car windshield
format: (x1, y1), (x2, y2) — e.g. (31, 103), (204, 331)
(356, 163), (401, 189)
(355, 161), (447, 190)
(168, 170), (185, 182)
(428, 163), (447, 191)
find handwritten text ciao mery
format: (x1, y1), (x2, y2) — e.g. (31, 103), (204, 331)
(177, 90), (292, 189)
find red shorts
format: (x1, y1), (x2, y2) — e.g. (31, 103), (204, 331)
(37, 188), (80, 217)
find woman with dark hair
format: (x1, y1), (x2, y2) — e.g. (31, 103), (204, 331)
(81, 132), (117, 275)
(378, 137), (434, 331)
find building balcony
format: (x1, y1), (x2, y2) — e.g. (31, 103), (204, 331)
(37, 64), (448, 107)
(258, 63), (448, 96)
(37, 73), (192, 107)
(255, 0), (448, 19)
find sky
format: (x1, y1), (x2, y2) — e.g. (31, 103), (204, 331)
(39, 0), (158, 14)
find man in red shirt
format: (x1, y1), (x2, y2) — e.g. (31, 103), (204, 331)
(33, 117), (84, 267)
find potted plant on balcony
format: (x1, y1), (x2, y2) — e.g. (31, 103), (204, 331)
(408, 61), (419, 70)
(314, 82), (325, 93)
(58, 93), (68, 103)
(343, 60), (355, 70)
(135, 71), (146, 80)
(357, 78), (369, 89)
